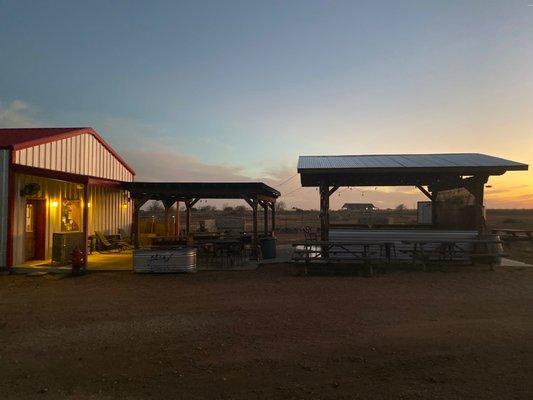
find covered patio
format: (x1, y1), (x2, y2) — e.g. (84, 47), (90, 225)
(293, 153), (528, 273)
(122, 182), (281, 259)
(298, 153), (528, 240)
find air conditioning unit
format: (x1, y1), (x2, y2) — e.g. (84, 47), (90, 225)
(52, 232), (85, 263)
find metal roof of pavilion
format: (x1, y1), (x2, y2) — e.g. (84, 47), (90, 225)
(298, 153), (528, 187)
(122, 182), (280, 202)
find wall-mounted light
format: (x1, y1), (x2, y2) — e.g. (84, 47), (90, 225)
(122, 203), (128, 209)
(50, 200), (59, 208)
(87, 202), (91, 208)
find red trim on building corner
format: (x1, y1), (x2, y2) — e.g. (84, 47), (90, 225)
(6, 149), (15, 268)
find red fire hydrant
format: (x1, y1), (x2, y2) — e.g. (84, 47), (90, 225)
(71, 248), (86, 275)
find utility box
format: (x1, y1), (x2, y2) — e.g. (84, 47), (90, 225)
(417, 202), (432, 225)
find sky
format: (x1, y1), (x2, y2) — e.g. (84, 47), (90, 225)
(0, 0), (531, 209)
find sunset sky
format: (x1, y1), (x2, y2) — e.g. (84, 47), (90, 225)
(1, 1), (531, 209)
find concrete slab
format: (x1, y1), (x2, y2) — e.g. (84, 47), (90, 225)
(498, 257), (533, 267)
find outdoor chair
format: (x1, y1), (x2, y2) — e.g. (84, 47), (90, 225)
(118, 228), (132, 244)
(95, 231), (131, 253)
(303, 226), (319, 242)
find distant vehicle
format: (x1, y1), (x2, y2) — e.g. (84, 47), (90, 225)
(341, 203), (377, 211)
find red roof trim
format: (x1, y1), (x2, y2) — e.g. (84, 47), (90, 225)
(0, 127), (136, 175)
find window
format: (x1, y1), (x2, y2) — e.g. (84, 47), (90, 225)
(25, 204), (33, 232)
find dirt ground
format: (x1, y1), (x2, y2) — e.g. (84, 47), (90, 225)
(1, 265), (532, 399)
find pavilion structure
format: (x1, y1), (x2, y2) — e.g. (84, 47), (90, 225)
(297, 153), (528, 240)
(121, 182), (280, 257)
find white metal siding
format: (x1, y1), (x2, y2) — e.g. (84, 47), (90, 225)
(12, 173), (132, 265)
(13, 133), (133, 182)
(88, 185), (132, 236)
(0, 150), (10, 267)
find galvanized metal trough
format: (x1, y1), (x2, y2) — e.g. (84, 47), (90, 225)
(133, 247), (197, 273)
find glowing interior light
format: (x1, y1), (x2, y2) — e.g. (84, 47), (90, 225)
(50, 200), (59, 208)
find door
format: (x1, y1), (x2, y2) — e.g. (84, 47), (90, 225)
(25, 199), (46, 261)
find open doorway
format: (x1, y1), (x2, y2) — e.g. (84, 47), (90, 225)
(25, 199), (46, 261)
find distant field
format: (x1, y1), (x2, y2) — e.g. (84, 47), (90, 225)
(138, 208), (533, 235)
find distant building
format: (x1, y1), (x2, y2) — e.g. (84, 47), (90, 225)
(341, 203), (377, 211)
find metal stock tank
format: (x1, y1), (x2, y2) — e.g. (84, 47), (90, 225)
(133, 247), (197, 273)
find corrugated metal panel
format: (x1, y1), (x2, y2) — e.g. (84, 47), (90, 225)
(13, 132), (134, 182)
(12, 173), (132, 265)
(298, 153), (528, 171)
(0, 150), (10, 267)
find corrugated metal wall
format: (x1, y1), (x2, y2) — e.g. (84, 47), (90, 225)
(0, 150), (10, 268)
(88, 185), (132, 236)
(13, 133), (134, 182)
(12, 173), (132, 265)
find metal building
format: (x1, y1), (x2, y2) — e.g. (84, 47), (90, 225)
(0, 128), (135, 268)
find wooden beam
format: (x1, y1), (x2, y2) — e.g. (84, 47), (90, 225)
(416, 185), (434, 201)
(328, 185), (339, 197)
(242, 196), (255, 208)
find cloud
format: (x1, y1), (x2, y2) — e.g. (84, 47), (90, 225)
(124, 150), (251, 182)
(0, 100), (41, 127)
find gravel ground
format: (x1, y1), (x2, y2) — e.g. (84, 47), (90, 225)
(0, 265), (532, 399)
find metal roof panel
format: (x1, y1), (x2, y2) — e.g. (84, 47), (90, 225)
(298, 153), (527, 171)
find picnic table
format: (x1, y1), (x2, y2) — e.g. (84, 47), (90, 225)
(491, 228), (533, 242)
(197, 238), (246, 267)
(292, 240), (397, 275)
(401, 238), (505, 271)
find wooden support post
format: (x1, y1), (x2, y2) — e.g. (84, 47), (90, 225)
(252, 199), (258, 258)
(162, 199), (175, 237)
(174, 201), (180, 237)
(270, 202), (276, 235)
(82, 183), (90, 266)
(132, 197), (148, 249)
(164, 205), (169, 236)
(184, 198), (200, 236)
(262, 201), (269, 235)
(319, 183), (330, 241)
(431, 193), (439, 228)
(185, 203), (191, 236)
(464, 176), (488, 234)
(417, 185), (438, 227)
(243, 197), (259, 259)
